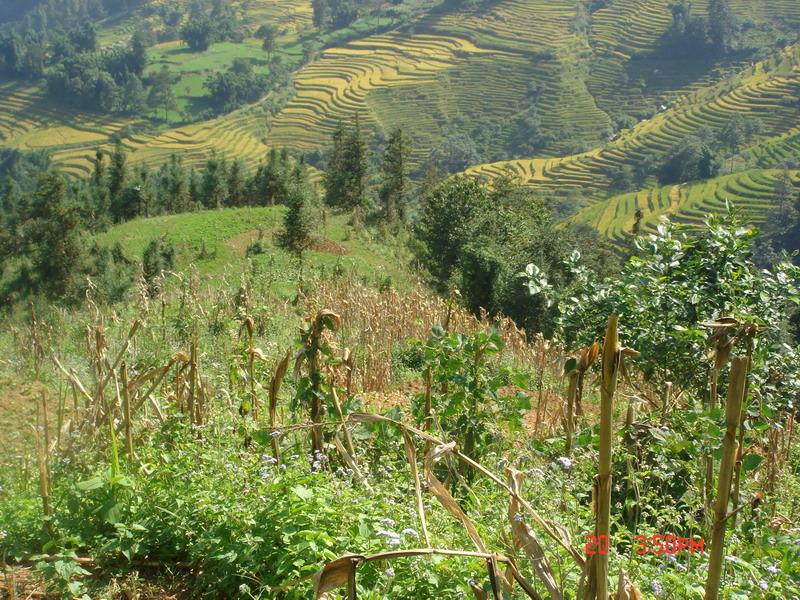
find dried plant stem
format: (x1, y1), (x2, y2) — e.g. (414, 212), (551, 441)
(423, 366), (433, 456)
(730, 340), (754, 527)
(660, 381), (672, 423)
(121, 362), (134, 458)
(33, 396), (53, 536)
(188, 336), (197, 425)
(709, 367), (720, 411)
(704, 356), (748, 600)
(704, 455), (714, 532)
(596, 315), (620, 600)
(565, 373), (577, 454)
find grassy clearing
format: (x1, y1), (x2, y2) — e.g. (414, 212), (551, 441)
(95, 206), (415, 292)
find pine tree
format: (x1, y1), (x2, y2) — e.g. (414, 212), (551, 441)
(22, 173), (84, 297)
(227, 160), (244, 207)
(379, 127), (409, 222)
(323, 122), (346, 206)
(92, 150), (105, 187)
(201, 154), (229, 208)
(108, 140), (127, 202)
(278, 169), (315, 257)
(342, 114), (368, 211)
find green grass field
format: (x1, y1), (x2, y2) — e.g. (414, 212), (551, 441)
(95, 206), (415, 295)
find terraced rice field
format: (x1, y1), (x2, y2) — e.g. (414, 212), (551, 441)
(572, 169), (800, 245)
(427, 0), (578, 53)
(267, 0), (620, 161)
(590, 0), (672, 58)
(0, 78), (272, 177)
(469, 46), (800, 199)
(0, 82), (138, 151)
(267, 32), (502, 154)
(51, 109), (271, 177)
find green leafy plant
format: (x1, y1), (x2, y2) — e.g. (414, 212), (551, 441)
(411, 326), (529, 471)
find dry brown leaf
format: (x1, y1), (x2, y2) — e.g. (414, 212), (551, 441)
(312, 554), (362, 599)
(424, 443), (487, 552)
(614, 569), (642, 600)
(507, 470), (562, 600)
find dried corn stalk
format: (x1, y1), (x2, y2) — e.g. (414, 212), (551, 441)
(508, 469), (562, 599)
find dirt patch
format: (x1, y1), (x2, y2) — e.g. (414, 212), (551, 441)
(224, 228), (276, 256)
(311, 237), (350, 256)
(0, 564), (189, 599)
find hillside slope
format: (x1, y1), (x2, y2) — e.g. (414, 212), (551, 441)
(1, 0), (797, 177)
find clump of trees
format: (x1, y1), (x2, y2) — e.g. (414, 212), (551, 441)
(180, 1), (241, 52)
(321, 117), (411, 226)
(535, 211), (800, 405)
(414, 175), (616, 335)
(664, 0), (739, 57)
(603, 114), (767, 192)
(204, 59), (270, 113)
(0, 25), (151, 112)
(311, 0), (361, 31)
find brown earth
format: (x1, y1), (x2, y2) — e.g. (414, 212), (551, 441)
(310, 237), (350, 256)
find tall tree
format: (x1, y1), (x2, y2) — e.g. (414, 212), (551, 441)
(227, 160), (244, 207)
(312, 0), (330, 28)
(278, 167), (316, 258)
(708, 0), (736, 55)
(256, 24), (279, 56)
(379, 127), (409, 222)
(108, 140), (127, 203)
(18, 173), (84, 297)
(147, 66), (178, 121)
(346, 115), (367, 210)
(200, 154), (228, 208)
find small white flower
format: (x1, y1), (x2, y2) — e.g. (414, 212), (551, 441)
(513, 514), (524, 523)
(380, 517), (396, 527)
(239, 583), (251, 594)
(376, 529), (401, 539)
(386, 537), (401, 546)
(766, 565), (780, 575)
(384, 568), (395, 577)
(758, 580), (769, 591)
(724, 555), (736, 563)
(0, 530), (6, 540)
(401, 528), (419, 538)
(650, 580), (663, 595)
(556, 457), (573, 471)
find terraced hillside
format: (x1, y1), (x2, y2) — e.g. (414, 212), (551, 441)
(0, 0), (798, 199)
(468, 44), (800, 204)
(571, 169), (800, 246)
(0, 82), (143, 151)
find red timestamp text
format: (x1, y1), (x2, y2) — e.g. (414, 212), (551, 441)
(584, 535), (705, 555)
(635, 534), (704, 555)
